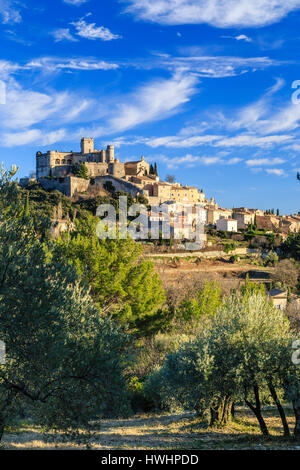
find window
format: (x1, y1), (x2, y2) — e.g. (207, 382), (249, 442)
(67, 159), (72, 165)
(55, 159), (60, 164)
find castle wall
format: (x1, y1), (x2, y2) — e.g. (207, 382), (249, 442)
(38, 175), (143, 198)
(108, 161), (125, 178)
(85, 162), (108, 177)
(94, 176), (142, 197)
(38, 176), (90, 197)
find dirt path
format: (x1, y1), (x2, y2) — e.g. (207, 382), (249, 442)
(2, 408), (299, 450)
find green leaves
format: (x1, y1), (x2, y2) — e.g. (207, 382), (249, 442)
(53, 216), (166, 335)
(0, 170), (130, 440)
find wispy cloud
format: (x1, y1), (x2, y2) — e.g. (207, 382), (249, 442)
(266, 168), (286, 176)
(0, 79), (94, 143)
(119, 132), (293, 149)
(153, 153), (242, 169)
(246, 157), (285, 166)
(214, 135), (293, 148)
(235, 34), (252, 42)
(123, 0), (300, 28)
(63, 0), (90, 5)
(150, 55), (279, 78)
(70, 19), (121, 41)
(0, 70), (199, 146)
(0, 0), (21, 24)
(26, 57), (119, 71)
(0, 59), (21, 78)
(2, 128), (67, 147)
(51, 28), (78, 42)
(104, 71), (199, 134)
(222, 34), (252, 42)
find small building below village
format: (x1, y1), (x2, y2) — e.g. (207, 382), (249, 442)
(268, 289), (288, 310)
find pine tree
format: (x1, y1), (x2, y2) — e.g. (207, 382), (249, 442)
(24, 191), (30, 217)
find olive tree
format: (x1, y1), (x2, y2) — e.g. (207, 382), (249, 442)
(0, 168), (129, 441)
(153, 293), (295, 435)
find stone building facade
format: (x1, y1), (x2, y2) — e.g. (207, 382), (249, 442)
(36, 137), (149, 180)
(33, 137), (205, 202)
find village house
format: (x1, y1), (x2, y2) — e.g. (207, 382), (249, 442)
(268, 289), (288, 310)
(232, 208), (256, 229)
(216, 217), (238, 232)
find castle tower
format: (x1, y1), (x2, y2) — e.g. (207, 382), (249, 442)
(107, 145), (114, 163)
(81, 137), (94, 154)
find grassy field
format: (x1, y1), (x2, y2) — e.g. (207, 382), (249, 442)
(1, 406), (300, 450)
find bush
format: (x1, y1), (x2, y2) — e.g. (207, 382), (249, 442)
(264, 251), (279, 266)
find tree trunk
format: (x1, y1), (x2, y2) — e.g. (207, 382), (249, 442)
(210, 404), (220, 426)
(268, 383), (290, 438)
(292, 399), (300, 439)
(210, 397), (232, 426)
(220, 396), (232, 425)
(0, 416), (5, 442)
(244, 385), (269, 436)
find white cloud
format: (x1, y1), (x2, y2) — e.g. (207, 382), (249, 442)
(0, 0), (21, 24)
(71, 19), (121, 41)
(156, 55), (279, 78)
(235, 34), (252, 42)
(134, 135), (222, 148)
(0, 79), (94, 130)
(27, 57), (119, 71)
(115, 130), (293, 150)
(0, 59), (20, 78)
(266, 168), (286, 176)
(216, 78), (300, 135)
(215, 135), (293, 147)
(227, 157), (242, 165)
(63, 0), (90, 5)
(0, 70), (200, 147)
(246, 157), (285, 166)
(105, 71), (199, 134)
(2, 129), (67, 147)
(51, 28), (78, 42)
(160, 153), (202, 168)
(123, 0), (300, 28)
(154, 153), (242, 169)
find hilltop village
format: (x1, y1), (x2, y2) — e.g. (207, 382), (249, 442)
(20, 137), (300, 240)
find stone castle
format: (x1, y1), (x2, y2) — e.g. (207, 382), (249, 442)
(36, 137), (149, 180)
(31, 137), (206, 204)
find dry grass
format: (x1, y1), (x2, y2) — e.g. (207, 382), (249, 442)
(2, 406), (300, 450)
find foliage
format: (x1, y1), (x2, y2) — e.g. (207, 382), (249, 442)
(153, 293), (294, 435)
(72, 163), (89, 179)
(177, 280), (222, 322)
(240, 274), (266, 299)
(281, 233), (300, 261)
(271, 259), (299, 291)
(0, 168), (130, 441)
(103, 181), (115, 192)
(53, 216), (166, 334)
(224, 242), (236, 253)
(264, 251), (279, 266)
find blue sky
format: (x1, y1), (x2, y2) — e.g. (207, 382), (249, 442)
(1, 0), (300, 213)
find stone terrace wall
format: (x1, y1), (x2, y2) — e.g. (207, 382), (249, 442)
(38, 176), (90, 197)
(37, 175), (142, 198)
(95, 176), (141, 197)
